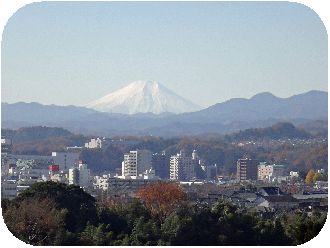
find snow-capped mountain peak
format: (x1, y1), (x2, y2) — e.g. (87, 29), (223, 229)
(86, 80), (201, 114)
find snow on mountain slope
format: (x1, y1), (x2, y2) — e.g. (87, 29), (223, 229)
(86, 80), (201, 114)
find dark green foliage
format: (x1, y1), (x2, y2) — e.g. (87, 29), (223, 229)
(97, 207), (128, 236)
(285, 212), (327, 245)
(78, 223), (114, 245)
(251, 217), (292, 245)
(130, 217), (161, 245)
(161, 204), (219, 245)
(16, 181), (97, 232)
(2, 182), (326, 246)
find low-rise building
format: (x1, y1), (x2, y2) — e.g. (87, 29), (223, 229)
(290, 171), (299, 178)
(85, 138), (103, 149)
(1, 180), (17, 200)
(258, 163), (285, 181)
(1, 137), (13, 154)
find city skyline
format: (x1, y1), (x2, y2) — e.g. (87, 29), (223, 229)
(1, 2), (328, 108)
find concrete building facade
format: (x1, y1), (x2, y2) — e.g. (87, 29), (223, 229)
(170, 150), (196, 181)
(122, 150), (152, 177)
(237, 158), (258, 181)
(258, 163), (285, 181)
(68, 160), (90, 187)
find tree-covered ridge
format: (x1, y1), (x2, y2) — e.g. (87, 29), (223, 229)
(2, 182), (327, 246)
(2, 126), (89, 155)
(225, 122), (312, 141)
(2, 126), (73, 143)
(2, 123), (327, 173)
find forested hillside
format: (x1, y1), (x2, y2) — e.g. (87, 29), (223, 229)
(2, 123), (327, 174)
(225, 122), (311, 141)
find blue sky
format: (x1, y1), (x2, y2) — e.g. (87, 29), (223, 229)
(1, 1), (327, 107)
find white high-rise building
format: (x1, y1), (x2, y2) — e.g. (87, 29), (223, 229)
(170, 150), (196, 181)
(78, 161), (91, 187)
(69, 168), (79, 185)
(68, 160), (91, 187)
(122, 150), (152, 178)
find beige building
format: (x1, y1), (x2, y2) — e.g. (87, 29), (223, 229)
(258, 163), (285, 181)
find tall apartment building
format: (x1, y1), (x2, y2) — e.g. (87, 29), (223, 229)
(68, 160), (90, 187)
(122, 150), (152, 177)
(170, 150), (196, 181)
(236, 158), (258, 181)
(69, 167), (79, 185)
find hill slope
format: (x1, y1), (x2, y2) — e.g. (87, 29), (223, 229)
(171, 90), (327, 123)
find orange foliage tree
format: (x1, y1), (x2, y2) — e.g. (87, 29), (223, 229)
(305, 169), (316, 185)
(136, 182), (186, 222)
(4, 197), (66, 245)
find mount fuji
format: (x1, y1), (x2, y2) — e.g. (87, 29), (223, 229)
(86, 80), (202, 114)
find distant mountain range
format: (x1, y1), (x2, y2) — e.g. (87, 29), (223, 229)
(1, 90), (327, 137)
(171, 90), (327, 123)
(86, 80), (201, 114)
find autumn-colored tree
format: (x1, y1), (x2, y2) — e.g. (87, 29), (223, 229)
(4, 197), (66, 245)
(305, 169), (316, 185)
(136, 182), (186, 222)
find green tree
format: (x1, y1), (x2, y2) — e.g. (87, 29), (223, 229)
(285, 212), (327, 245)
(161, 204), (219, 245)
(254, 217), (292, 245)
(79, 223), (114, 245)
(16, 181), (97, 232)
(130, 217), (161, 245)
(313, 172), (327, 183)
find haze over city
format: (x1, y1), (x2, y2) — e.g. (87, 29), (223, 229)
(1, 1), (327, 107)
